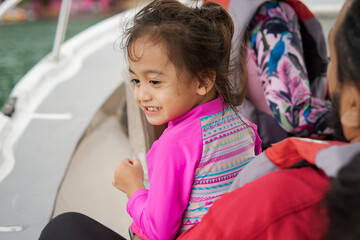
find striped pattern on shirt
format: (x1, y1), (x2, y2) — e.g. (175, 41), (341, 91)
(179, 107), (257, 233)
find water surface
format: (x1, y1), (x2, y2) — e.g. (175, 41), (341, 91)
(0, 18), (105, 108)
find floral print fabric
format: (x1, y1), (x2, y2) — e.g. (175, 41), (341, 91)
(248, 1), (331, 136)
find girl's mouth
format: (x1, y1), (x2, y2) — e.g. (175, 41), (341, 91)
(145, 106), (160, 112)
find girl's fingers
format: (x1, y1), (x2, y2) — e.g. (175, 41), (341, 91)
(132, 157), (141, 165)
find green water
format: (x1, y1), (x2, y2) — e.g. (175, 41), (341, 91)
(0, 18), (105, 108)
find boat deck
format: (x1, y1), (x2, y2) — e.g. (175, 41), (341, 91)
(0, 30), (132, 239)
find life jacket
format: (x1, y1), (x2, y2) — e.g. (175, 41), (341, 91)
(229, 137), (360, 191)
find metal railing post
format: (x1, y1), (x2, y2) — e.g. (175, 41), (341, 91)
(51, 0), (72, 61)
(0, 0), (22, 19)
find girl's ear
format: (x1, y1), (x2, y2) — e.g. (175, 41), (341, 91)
(341, 86), (360, 128)
(196, 70), (216, 96)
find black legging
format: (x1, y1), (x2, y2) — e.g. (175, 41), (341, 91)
(39, 212), (127, 240)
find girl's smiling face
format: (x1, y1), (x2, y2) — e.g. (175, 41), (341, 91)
(128, 37), (208, 125)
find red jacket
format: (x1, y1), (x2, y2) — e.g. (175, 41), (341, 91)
(178, 166), (328, 240)
(178, 137), (358, 240)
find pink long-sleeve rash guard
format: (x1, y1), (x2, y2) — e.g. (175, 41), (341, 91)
(127, 96), (261, 240)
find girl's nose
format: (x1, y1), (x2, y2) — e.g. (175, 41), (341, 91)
(135, 85), (152, 102)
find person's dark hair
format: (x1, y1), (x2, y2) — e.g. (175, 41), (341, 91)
(124, 0), (248, 112)
(335, 0), (360, 88)
(323, 152), (360, 240)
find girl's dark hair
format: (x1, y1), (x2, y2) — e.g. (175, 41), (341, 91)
(323, 152), (360, 240)
(124, 0), (247, 112)
(335, 0), (360, 88)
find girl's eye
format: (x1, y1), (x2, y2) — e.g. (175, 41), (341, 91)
(150, 80), (160, 85)
(131, 79), (140, 84)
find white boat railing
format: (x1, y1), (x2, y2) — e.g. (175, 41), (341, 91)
(0, 0), (73, 62)
(311, 4), (343, 16)
(0, 0), (22, 18)
(51, 0), (72, 61)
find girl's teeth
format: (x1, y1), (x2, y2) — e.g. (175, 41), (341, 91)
(147, 107), (159, 111)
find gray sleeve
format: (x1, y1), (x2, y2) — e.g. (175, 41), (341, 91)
(316, 142), (360, 178)
(229, 152), (280, 192)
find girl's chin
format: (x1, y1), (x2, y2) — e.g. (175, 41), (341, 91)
(146, 117), (167, 126)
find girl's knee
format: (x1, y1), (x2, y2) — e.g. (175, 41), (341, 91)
(39, 212), (87, 240)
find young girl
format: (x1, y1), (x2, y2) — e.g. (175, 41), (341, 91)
(112, 1), (262, 239)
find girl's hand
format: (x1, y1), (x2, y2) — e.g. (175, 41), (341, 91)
(133, 235), (142, 240)
(113, 157), (146, 198)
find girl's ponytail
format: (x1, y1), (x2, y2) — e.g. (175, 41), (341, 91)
(197, 2), (234, 51)
(196, 1), (248, 113)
